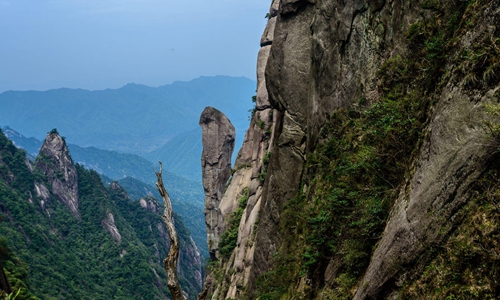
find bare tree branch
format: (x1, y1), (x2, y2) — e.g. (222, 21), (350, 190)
(154, 161), (186, 300)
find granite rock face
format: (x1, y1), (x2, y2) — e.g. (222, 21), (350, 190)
(179, 236), (204, 292)
(198, 1), (280, 298)
(139, 196), (160, 214)
(34, 182), (50, 211)
(355, 86), (500, 299)
(201, 0), (500, 299)
(35, 130), (79, 217)
(199, 107), (236, 259)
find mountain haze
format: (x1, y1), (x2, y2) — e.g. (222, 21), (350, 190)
(144, 127), (203, 182)
(0, 76), (254, 155)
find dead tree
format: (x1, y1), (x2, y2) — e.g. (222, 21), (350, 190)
(0, 261), (12, 294)
(154, 162), (186, 300)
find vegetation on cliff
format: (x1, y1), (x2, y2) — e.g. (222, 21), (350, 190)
(3, 126), (208, 259)
(250, 0), (500, 299)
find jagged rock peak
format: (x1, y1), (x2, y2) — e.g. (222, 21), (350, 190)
(110, 181), (122, 191)
(139, 196), (160, 214)
(36, 129), (79, 217)
(38, 129), (73, 165)
(199, 106), (236, 165)
(197, 2), (279, 297)
(110, 181), (131, 201)
(199, 106), (235, 259)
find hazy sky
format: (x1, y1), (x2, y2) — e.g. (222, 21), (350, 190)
(0, 0), (270, 92)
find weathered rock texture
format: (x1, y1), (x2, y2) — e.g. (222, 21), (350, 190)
(199, 1), (280, 298)
(199, 107), (236, 259)
(139, 196), (160, 214)
(202, 0), (500, 299)
(35, 130), (79, 217)
(355, 88), (500, 299)
(34, 182), (50, 211)
(180, 236), (203, 291)
(102, 212), (122, 243)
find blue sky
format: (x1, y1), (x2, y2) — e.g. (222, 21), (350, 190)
(0, 0), (269, 92)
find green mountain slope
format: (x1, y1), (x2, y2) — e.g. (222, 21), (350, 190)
(0, 129), (202, 299)
(2, 127), (208, 258)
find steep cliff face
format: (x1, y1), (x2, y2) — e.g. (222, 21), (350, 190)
(198, 2), (280, 298)
(202, 0), (500, 299)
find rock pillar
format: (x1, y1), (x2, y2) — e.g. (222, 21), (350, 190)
(199, 107), (235, 260)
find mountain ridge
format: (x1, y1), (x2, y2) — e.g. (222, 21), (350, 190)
(0, 76), (254, 154)
(2, 126), (208, 258)
(0, 128), (203, 299)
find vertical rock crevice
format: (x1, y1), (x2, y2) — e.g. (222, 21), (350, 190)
(198, 1), (281, 298)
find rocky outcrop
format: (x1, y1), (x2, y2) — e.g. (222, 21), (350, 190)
(199, 106), (235, 259)
(355, 89), (500, 298)
(35, 130), (79, 217)
(251, 0), (407, 295)
(139, 196), (160, 214)
(354, 5), (500, 296)
(179, 236), (203, 291)
(102, 212), (122, 243)
(34, 182), (50, 211)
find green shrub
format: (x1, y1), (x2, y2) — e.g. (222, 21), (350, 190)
(218, 188), (249, 258)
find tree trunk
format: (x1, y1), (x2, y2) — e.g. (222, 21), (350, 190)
(154, 162), (186, 300)
(0, 261), (12, 294)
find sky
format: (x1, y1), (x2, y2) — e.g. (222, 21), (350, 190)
(0, 0), (270, 93)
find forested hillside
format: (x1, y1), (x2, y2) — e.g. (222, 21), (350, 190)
(0, 129), (202, 299)
(3, 126), (207, 258)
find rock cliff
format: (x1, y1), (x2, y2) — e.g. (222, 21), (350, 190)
(35, 129), (79, 217)
(199, 2), (280, 298)
(146, 194), (204, 294)
(201, 0), (500, 299)
(199, 106), (236, 260)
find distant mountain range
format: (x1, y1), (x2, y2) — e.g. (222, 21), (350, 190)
(144, 127), (204, 181)
(0, 76), (253, 258)
(0, 76), (254, 156)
